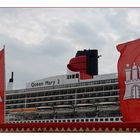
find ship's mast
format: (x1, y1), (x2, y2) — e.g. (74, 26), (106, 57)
(3, 45), (6, 124)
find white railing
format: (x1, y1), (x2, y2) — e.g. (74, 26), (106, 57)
(6, 116), (122, 124)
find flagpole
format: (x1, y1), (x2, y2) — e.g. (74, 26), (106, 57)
(3, 45), (6, 123)
(3, 45), (6, 90)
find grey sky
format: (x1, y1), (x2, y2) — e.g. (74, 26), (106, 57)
(0, 8), (140, 89)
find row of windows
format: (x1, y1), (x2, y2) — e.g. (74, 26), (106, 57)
(6, 97), (119, 109)
(6, 91), (119, 105)
(6, 78), (118, 95)
(6, 96), (119, 107)
(8, 117), (121, 123)
(67, 74), (79, 79)
(6, 84), (119, 100)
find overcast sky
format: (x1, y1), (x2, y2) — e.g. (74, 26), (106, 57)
(0, 8), (140, 89)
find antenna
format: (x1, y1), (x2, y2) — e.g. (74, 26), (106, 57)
(9, 72), (14, 83)
(7, 72), (14, 91)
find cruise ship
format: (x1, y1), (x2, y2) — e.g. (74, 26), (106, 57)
(1, 38), (140, 132)
(5, 49), (122, 124)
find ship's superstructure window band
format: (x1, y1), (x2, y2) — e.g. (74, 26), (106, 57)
(67, 74), (79, 79)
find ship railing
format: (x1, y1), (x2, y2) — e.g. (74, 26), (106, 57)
(6, 89), (120, 102)
(6, 95), (120, 107)
(7, 116), (122, 124)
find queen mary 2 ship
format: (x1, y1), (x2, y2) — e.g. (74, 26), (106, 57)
(1, 38), (140, 132)
(5, 49), (121, 123)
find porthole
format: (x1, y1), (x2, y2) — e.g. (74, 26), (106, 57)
(100, 119), (103, 122)
(105, 118), (108, 121)
(81, 119), (84, 122)
(115, 118), (119, 121)
(110, 118), (114, 121)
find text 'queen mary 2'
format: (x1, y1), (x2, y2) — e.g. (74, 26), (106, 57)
(5, 49), (122, 124)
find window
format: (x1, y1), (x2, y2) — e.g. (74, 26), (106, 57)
(76, 74), (79, 78)
(72, 75), (75, 79)
(110, 118), (114, 121)
(100, 119), (103, 121)
(115, 118), (119, 121)
(95, 119), (98, 122)
(105, 118), (108, 121)
(67, 75), (70, 79)
(6, 106), (11, 109)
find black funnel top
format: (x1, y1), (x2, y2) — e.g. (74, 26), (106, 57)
(76, 49), (98, 76)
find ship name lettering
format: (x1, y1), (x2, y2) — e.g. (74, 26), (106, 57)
(31, 82), (43, 87)
(45, 81), (55, 86)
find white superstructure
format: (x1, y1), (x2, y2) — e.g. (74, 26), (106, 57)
(26, 73), (80, 89)
(5, 49), (121, 123)
(5, 72), (121, 123)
